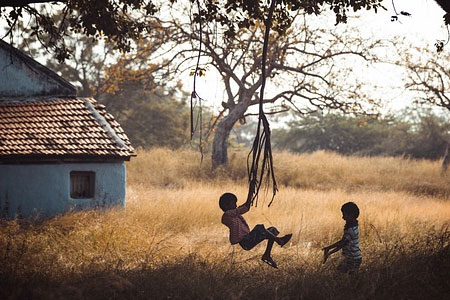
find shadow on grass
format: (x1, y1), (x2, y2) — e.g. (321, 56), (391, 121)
(1, 246), (449, 300)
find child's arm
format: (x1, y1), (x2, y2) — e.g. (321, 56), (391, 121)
(322, 239), (347, 263)
(323, 239), (345, 251)
(244, 180), (256, 209)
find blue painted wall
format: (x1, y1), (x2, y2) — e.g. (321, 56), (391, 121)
(0, 42), (76, 98)
(0, 162), (126, 218)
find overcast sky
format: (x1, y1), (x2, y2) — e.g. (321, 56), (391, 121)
(362, 0), (445, 40)
(352, 0), (447, 113)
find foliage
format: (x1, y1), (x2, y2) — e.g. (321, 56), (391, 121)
(4, 0), (450, 61)
(14, 13), (116, 97)
(99, 83), (190, 149)
(272, 110), (450, 159)
(435, 0), (450, 24)
(1, 0), (387, 61)
(193, 0), (386, 38)
(1, 0), (158, 61)
(407, 112), (450, 159)
(16, 15), (190, 149)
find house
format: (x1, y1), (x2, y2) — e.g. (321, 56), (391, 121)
(0, 40), (135, 218)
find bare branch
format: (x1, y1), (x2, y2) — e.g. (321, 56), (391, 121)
(0, 0), (66, 7)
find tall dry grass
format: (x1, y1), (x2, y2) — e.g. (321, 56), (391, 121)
(1, 148), (449, 299)
(129, 148), (450, 197)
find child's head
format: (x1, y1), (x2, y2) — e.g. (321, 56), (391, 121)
(219, 192), (238, 212)
(341, 202), (359, 221)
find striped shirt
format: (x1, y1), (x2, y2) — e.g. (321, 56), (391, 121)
(342, 225), (362, 260)
(221, 204), (250, 244)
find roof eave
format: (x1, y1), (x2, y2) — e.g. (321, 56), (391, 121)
(0, 154), (135, 164)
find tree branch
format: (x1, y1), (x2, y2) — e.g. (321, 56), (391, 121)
(0, 0), (66, 7)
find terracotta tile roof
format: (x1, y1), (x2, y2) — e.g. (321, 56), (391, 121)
(0, 97), (135, 160)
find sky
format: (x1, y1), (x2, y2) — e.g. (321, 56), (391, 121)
(354, 0), (447, 111)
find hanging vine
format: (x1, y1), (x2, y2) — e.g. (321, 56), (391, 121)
(247, 0), (278, 207)
(190, 0), (205, 162)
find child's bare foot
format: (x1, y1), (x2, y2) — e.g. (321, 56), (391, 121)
(277, 234), (292, 247)
(262, 256), (278, 268)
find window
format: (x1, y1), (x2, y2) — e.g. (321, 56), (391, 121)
(70, 171), (95, 198)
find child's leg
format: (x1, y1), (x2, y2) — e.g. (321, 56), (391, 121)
(243, 225), (291, 268)
(263, 239), (275, 258)
(261, 239), (277, 268)
(241, 225), (292, 252)
(263, 228), (292, 247)
(267, 226), (280, 237)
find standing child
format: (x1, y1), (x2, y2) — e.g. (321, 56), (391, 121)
(219, 191), (292, 269)
(322, 202), (362, 273)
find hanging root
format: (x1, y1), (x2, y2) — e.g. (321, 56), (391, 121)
(247, 114), (278, 207)
(246, 0), (278, 207)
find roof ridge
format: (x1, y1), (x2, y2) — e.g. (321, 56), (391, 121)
(83, 99), (126, 148)
(0, 96), (80, 105)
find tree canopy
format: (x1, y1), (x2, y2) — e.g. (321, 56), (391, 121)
(4, 0), (450, 61)
(1, 0), (389, 61)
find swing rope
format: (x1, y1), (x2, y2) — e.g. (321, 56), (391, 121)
(247, 0), (278, 207)
(189, 0), (278, 204)
(190, 0), (204, 163)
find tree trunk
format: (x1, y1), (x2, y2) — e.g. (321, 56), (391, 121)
(212, 120), (232, 168)
(212, 95), (251, 168)
(442, 142), (450, 172)
(435, 0), (450, 14)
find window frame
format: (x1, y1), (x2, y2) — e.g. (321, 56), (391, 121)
(70, 171), (95, 199)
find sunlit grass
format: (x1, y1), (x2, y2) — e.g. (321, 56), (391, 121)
(1, 148), (449, 299)
(128, 148), (450, 196)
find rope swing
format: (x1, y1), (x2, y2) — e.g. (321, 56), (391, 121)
(190, 0), (204, 162)
(190, 0), (278, 206)
(247, 0), (278, 207)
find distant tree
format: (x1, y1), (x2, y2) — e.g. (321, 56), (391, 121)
(156, 9), (383, 167)
(91, 36), (193, 148)
(273, 113), (389, 155)
(14, 13), (114, 97)
(273, 110), (450, 159)
(99, 82), (190, 149)
(399, 46), (450, 110)
(397, 43), (450, 166)
(408, 112), (450, 159)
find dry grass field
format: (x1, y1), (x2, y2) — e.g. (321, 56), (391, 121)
(1, 148), (450, 299)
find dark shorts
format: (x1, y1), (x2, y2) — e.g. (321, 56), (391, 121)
(239, 224), (279, 251)
(337, 258), (362, 274)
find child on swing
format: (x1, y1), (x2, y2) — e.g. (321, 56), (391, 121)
(219, 186), (292, 269)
